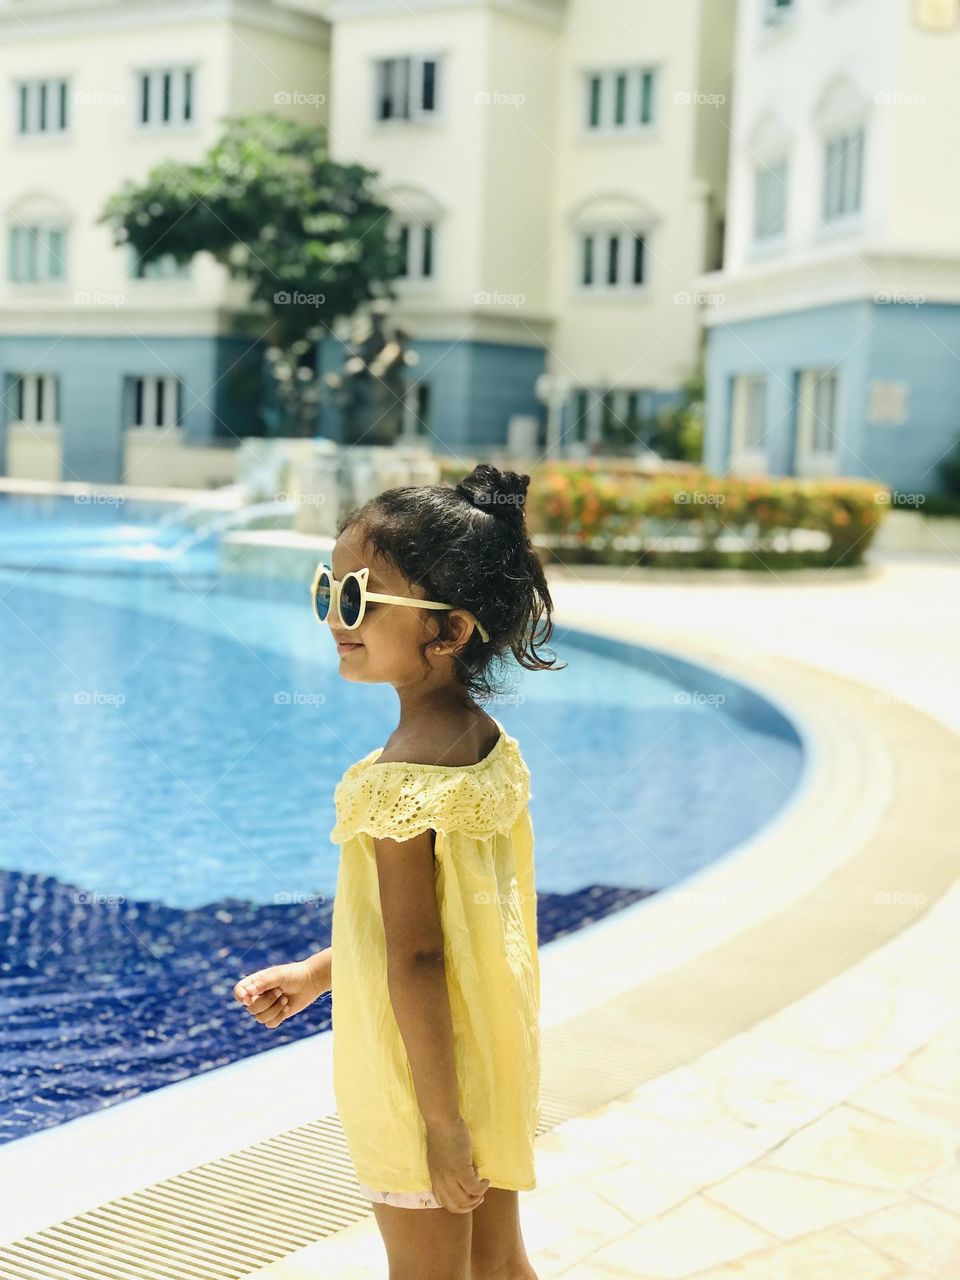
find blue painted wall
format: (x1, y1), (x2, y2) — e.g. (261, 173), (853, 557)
(317, 336), (547, 452)
(0, 335), (261, 483)
(704, 298), (960, 493)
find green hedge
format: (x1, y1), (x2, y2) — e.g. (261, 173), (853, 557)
(437, 460), (889, 569)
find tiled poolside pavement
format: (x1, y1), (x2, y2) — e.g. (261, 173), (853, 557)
(249, 553), (960, 1279)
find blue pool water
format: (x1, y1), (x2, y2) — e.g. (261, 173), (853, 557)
(0, 492), (805, 1141)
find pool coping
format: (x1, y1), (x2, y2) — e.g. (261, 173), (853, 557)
(4, 601), (957, 1270)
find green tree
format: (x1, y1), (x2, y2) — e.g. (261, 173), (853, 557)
(99, 112), (403, 436)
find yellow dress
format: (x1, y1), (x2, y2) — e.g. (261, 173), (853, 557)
(328, 716), (541, 1193)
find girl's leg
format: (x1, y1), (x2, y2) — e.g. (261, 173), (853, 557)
(469, 1188), (539, 1280)
(370, 1200), (472, 1280)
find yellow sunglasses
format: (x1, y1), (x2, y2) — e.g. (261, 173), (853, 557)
(310, 563), (491, 643)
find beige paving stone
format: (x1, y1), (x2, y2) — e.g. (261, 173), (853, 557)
(848, 1073), (960, 1141)
(554, 1108), (769, 1185)
(762, 1104), (952, 1190)
(522, 1181), (637, 1240)
(913, 1162), (960, 1215)
(683, 1226), (905, 1279)
(901, 1023), (960, 1094)
(531, 1229), (613, 1277)
(586, 1194), (776, 1279)
(532, 1127), (632, 1190)
(704, 1164), (899, 1239)
(846, 1198), (960, 1277)
(584, 1160), (701, 1224)
(766, 970), (958, 1059)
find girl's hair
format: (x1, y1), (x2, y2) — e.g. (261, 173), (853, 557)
(337, 463), (566, 702)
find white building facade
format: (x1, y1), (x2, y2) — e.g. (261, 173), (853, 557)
(0, 0), (330, 483)
(324, 0), (734, 457)
(698, 0), (960, 495)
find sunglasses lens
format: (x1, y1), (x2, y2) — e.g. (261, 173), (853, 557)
(314, 570), (332, 621)
(339, 575), (362, 627)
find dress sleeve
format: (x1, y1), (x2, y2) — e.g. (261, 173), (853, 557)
(330, 754), (529, 845)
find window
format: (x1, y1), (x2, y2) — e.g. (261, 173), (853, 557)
(731, 374), (767, 461)
(8, 373), (60, 424)
(8, 223), (67, 281)
(578, 230), (647, 291)
(128, 247), (191, 280)
(584, 67), (656, 132)
(375, 56), (440, 122)
(795, 368), (839, 463)
(130, 375), (183, 429)
(136, 67), (195, 128)
(402, 380), (431, 438)
(16, 78), (69, 135)
(822, 128), (864, 221)
(763, 0), (796, 24)
(395, 221), (435, 280)
(568, 387), (656, 450)
(753, 158), (787, 240)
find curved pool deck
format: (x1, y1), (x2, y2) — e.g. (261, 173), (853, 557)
(2, 547), (959, 1279)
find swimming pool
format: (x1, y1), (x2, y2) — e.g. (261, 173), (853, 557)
(0, 492), (804, 1141)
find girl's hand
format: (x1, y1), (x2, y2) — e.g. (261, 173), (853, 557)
(425, 1114), (490, 1214)
(233, 961), (322, 1028)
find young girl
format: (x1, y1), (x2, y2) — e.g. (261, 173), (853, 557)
(234, 464), (564, 1280)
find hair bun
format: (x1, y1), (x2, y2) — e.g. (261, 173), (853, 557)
(455, 464), (529, 528)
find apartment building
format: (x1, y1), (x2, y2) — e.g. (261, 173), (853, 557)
(325, 0), (734, 456)
(698, 0), (960, 495)
(0, 0), (330, 484)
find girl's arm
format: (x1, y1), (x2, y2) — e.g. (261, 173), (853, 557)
(372, 829), (460, 1126)
(304, 946), (333, 998)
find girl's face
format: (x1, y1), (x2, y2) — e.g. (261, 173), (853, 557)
(328, 528), (447, 685)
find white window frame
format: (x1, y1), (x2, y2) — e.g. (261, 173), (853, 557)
(130, 375), (183, 429)
(822, 127), (864, 223)
(400, 379), (431, 439)
(730, 374), (768, 473)
(134, 66), (196, 130)
(582, 66), (657, 134)
(372, 54), (442, 124)
(393, 219), (436, 282)
(9, 372), (60, 425)
(15, 77), (69, 136)
(568, 387), (656, 453)
(753, 156), (788, 243)
(575, 227), (649, 295)
(794, 368), (840, 475)
(8, 222), (68, 282)
(128, 246), (192, 281)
